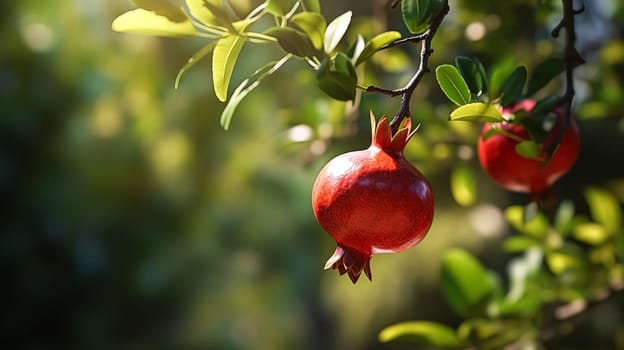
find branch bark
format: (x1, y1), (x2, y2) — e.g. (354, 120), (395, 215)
(365, 1), (450, 134)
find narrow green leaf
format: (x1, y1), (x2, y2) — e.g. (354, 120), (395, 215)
(503, 236), (540, 252)
(184, 0), (228, 28)
(290, 12), (326, 51)
(526, 58), (565, 97)
(379, 321), (462, 348)
(451, 164), (477, 207)
(264, 27), (317, 57)
(584, 187), (622, 233)
(555, 200), (576, 234)
(455, 56), (483, 95)
(481, 126), (505, 141)
(203, 1), (236, 29)
(324, 11), (352, 54)
(355, 31), (402, 66)
(436, 65), (471, 106)
(505, 205), (550, 238)
(400, 0), (443, 34)
(112, 9), (195, 37)
(349, 35), (366, 65)
(497, 296), (542, 317)
(219, 55), (291, 130)
(532, 95), (560, 115)
(316, 53), (357, 101)
(474, 58), (489, 94)
(573, 223), (610, 245)
(401, 0), (428, 34)
(132, 0), (187, 22)
(546, 251), (582, 274)
(449, 103), (503, 122)
(500, 66), (527, 106)
(523, 201), (539, 223)
(175, 41), (217, 90)
(301, 0), (321, 12)
(212, 33), (246, 102)
(515, 140), (542, 160)
(441, 249), (497, 317)
(489, 58), (517, 100)
(266, 0), (294, 16)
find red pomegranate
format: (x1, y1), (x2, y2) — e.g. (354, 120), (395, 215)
(311, 113), (434, 283)
(477, 99), (580, 195)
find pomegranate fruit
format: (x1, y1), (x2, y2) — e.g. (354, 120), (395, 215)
(311, 113), (434, 283)
(477, 99), (580, 195)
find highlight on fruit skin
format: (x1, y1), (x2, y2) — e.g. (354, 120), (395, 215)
(311, 112), (434, 283)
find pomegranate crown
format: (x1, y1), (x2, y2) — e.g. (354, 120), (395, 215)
(370, 111), (419, 153)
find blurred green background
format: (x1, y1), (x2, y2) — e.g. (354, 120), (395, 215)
(2, 0), (623, 349)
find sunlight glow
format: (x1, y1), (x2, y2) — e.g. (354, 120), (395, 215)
(465, 21), (486, 41)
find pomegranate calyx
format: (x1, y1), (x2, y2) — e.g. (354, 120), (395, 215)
(370, 112), (418, 154)
(324, 245), (372, 284)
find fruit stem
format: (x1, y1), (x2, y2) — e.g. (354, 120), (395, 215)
(365, 1), (450, 135)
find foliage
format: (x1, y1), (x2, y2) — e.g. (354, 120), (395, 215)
(3, 0), (624, 349)
(380, 191), (624, 349)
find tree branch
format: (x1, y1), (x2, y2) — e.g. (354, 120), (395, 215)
(365, 1), (450, 134)
(545, 0), (585, 154)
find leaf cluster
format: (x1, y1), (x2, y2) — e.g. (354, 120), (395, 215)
(380, 187), (624, 349)
(112, 0), (455, 129)
(435, 56), (567, 161)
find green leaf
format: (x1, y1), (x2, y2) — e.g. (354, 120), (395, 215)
(555, 200), (576, 234)
(532, 95), (560, 115)
(324, 11), (352, 54)
(266, 0), (294, 16)
(316, 53), (357, 101)
(506, 248), (543, 302)
(481, 126), (505, 141)
(112, 9), (195, 37)
(546, 250), (582, 274)
(132, 0), (187, 22)
(401, 0), (429, 34)
(489, 58), (517, 100)
(184, 0), (228, 28)
(503, 236), (540, 252)
(455, 56), (485, 95)
(515, 140), (542, 160)
(451, 164), (476, 207)
(301, 0), (321, 12)
(500, 66), (527, 106)
(496, 296), (542, 317)
(526, 58), (565, 97)
(474, 58), (489, 95)
(441, 249), (497, 317)
(220, 55), (291, 130)
(264, 27), (317, 57)
(355, 31), (402, 66)
(449, 103), (504, 122)
(349, 35), (366, 65)
(505, 205), (550, 238)
(290, 12), (326, 51)
(212, 33), (246, 102)
(584, 187), (622, 233)
(436, 65), (471, 106)
(379, 321), (462, 348)
(175, 41), (217, 89)
(573, 223), (610, 245)
(401, 0), (444, 34)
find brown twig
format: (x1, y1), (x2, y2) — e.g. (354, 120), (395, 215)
(544, 0), (585, 155)
(365, 1), (450, 134)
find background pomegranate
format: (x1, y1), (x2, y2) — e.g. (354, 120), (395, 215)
(477, 99), (580, 195)
(311, 113), (434, 283)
